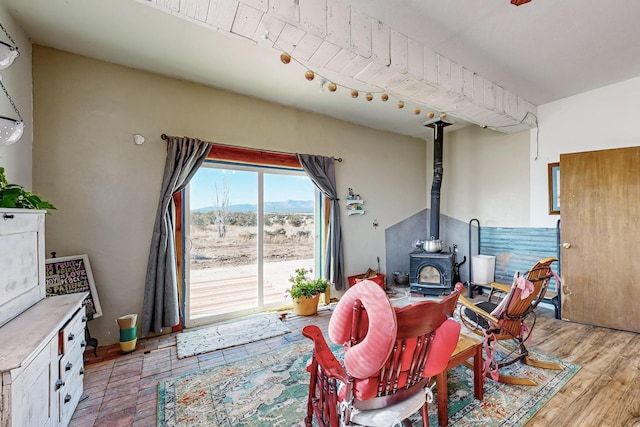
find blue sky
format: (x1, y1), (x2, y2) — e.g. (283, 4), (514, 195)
(189, 166), (316, 209)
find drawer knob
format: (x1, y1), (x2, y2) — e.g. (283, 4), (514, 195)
(65, 362), (73, 371)
(81, 340), (87, 347)
(82, 316), (88, 322)
(64, 394), (72, 403)
(2, 213), (15, 220)
(68, 333), (75, 341)
(80, 368), (85, 375)
(55, 379), (65, 390)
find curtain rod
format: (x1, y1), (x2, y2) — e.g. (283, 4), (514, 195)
(160, 133), (342, 162)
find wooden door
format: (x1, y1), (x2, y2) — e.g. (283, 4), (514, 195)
(560, 147), (640, 332)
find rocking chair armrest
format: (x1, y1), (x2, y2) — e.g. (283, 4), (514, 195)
(489, 281), (512, 294)
(458, 294), (500, 324)
(302, 325), (349, 383)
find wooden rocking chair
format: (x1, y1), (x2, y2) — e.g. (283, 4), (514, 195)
(458, 256), (563, 386)
(303, 280), (463, 426)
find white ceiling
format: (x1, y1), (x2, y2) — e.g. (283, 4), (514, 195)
(5, 0), (640, 139)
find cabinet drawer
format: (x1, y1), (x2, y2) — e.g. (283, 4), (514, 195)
(58, 359), (84, 426)
(59, 349), (84, 385)
(59, 308), (87, 356)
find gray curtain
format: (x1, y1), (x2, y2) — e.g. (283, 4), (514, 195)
(142, 136), (213, 337)
(297, 154), (345, 290)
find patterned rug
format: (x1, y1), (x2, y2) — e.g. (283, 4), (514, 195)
(175, 314), (292, 359)
(158, 339), (579, 426)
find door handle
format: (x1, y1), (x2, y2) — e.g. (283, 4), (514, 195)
(562, 242), (571, 249)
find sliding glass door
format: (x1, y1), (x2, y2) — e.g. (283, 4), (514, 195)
(185, 162), (317, 327)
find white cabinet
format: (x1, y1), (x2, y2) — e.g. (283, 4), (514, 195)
(0, 209), (87, 427)
(0, 294), (88, 427)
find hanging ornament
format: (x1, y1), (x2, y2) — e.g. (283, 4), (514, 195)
(280, 53), (291, 64)
(427, 111), (435, 119)
(413, 107), (421, 115)
(381, 93), (389, 102)
(397, 101), (405, 109)
(328, 83), (337, 92)
(365, 93), (373, 101)
(305, 71), (315, 81)
(351, 90), (359, 98)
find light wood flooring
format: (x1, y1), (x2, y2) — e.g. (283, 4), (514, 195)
(72, 292), (640, 427)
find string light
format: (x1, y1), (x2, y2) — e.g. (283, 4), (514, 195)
(271, 38), (448, 124)
(273, 37), (535, 133)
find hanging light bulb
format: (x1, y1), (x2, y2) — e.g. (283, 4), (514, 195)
(351, 90), (359, 99)
(381, 93), (389, 102)
(328, 82), (337, 92)
(397, 101), (405, 109)
(413, 107), (421, 115)
(365, 93), (373, 101)
(0, 76), (24, 145)
(280, 53), (291, 64)
(0, 23), (19, 70)
(305, 70), (315, 81)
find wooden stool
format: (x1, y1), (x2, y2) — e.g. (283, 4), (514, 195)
(435, 334), (484, 427)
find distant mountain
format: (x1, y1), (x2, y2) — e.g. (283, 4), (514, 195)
(192, 200), (313, 214)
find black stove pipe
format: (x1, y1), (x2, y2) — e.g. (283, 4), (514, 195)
(426, 119), (452, 240)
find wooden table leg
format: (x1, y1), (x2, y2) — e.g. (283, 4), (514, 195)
(436, 336), (484, 427)
(473, 341), (484, 400)
(435, 371), (448, 427)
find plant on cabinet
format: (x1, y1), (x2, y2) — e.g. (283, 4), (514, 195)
(0, 167), (56, 210)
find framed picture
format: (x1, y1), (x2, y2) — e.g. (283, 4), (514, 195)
(548, 162), (560, 215)
(45, 254), (103, 319)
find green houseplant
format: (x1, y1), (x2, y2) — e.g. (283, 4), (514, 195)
(0, 167), (56, 210)
(288, 268), (329, 316)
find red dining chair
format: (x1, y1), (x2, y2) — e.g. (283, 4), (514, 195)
(303, 280), (463, 426)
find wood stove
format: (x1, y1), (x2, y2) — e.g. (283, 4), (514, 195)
(409, 117), (457, 296)
(409, 250), (455, 295)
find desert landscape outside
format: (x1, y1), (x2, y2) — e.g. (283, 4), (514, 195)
(186, 165), (318, 322)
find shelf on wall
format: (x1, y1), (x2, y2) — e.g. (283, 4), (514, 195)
(346, 199), (365, 215)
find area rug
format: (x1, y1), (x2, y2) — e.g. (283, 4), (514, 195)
(158, 340), (579, 426)
(175, 314), (292, 359)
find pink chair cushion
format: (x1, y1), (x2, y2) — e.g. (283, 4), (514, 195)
(328, 280), (397, 379)
(421, 318), (461, 378)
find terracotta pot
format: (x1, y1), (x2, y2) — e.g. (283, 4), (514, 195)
(293, 294), (320, 316)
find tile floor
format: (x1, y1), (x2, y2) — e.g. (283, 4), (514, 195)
(70, 308), (334, 427)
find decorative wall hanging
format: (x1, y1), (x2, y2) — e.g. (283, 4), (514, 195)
(0, 75), (24, 145)
(0, 22), (19, 70)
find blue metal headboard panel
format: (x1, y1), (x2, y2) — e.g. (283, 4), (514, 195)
(479, 227), (560, 291)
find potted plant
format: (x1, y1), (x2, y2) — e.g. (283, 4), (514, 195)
(288, 268), (329, 316)
(0, 167), (56, 210)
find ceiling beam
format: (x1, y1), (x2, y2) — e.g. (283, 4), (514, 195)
(137, 0), (537, 133)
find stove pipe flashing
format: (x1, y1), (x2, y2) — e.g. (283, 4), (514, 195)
(425, 119), (453, 240)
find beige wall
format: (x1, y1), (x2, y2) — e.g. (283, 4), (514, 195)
(0, 3), (32, 186)
(435, 125), (531, 227)
(32, 46), (427, 345)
